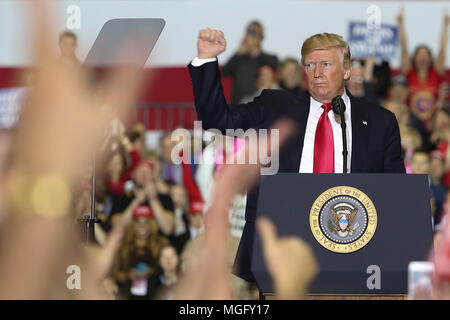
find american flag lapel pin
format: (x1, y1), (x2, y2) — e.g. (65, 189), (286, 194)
(362, 120), (368, 126)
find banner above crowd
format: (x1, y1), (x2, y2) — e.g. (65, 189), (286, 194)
(348, 22), (399, 61)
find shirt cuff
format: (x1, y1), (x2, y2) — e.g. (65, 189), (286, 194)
(191, 57), (217, 67)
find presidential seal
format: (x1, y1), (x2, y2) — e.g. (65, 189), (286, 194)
(309, 186), (377, 253)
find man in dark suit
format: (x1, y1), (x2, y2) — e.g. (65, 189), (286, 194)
(188, 28), (405, 282)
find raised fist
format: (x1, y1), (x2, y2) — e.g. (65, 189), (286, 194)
(197, 28), (226, 59)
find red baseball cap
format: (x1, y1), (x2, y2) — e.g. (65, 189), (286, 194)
(189, 201), (204, 215)
(132, 204), (154, 219)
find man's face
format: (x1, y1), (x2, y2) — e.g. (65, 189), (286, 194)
(133, 164), (152, 187)
(304, 48), (351, 103)
(59, 35), (77, 58)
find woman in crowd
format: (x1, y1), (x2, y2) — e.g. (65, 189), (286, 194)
(95, 136), (143, 231)
(398, 10), (449, 126)
(147, 244), (181, 299)
(112, 214), (170, 299)
(102, 137), (130, 196)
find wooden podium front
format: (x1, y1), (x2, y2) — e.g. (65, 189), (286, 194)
(262, 293), (408, 300)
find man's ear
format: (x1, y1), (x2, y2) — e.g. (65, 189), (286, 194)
(343, 66), (352, 81)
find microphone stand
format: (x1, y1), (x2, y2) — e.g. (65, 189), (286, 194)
(78, 156), (101, 244)
(339, 108), (348, 174)
(76, 68), (105, 245)
(332, 96), (348, 174)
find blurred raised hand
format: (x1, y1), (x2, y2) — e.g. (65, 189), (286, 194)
(0, 0), (143, 299)
(10, 4), (141, 183)
(396, 8), (404, 26)
(257, 217), (318, 299)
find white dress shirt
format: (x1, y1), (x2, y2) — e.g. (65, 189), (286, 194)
(191, 57), (217, 67)
(299, 92), (352, 173)
(190, 57), (353, 173)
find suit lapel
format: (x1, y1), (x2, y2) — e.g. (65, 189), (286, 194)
(349, 93), (369, 173)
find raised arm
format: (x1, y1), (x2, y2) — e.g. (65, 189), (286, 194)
(145, 182), (174, 236)
(189, 28), (268, 133)
(435, 11), (449, 76)
(397, 10), (412, 75)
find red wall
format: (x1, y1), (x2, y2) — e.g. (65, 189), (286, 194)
(2, 66), (449, 130)
(0, 66), (233, 103)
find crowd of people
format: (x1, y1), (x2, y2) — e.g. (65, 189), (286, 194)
(79, 125), (255, 299)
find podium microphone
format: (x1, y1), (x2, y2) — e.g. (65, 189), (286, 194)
(331, 95), (348, 174)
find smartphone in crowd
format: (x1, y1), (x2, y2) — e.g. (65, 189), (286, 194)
(408, 261), (434, 300)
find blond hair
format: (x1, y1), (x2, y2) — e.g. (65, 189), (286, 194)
(400, 126), (422, 150)
(301, 33), (351, 68)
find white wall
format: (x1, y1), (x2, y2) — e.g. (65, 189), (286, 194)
(0, 0), (448, 68)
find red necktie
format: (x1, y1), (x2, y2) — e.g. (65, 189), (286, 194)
(313, 103), (334, 173)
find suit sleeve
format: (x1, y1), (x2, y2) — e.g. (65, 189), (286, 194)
(383, 112), (406, 173)
(188, 60), (267, 134)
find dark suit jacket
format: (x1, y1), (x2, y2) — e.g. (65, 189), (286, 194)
(188, 60), (406, 281)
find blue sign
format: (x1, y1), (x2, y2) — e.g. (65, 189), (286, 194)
(348, 22), (398, 61)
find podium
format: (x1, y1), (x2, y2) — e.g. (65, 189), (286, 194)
(252, 173), (433, 298)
